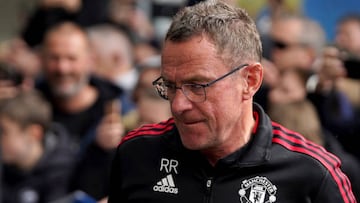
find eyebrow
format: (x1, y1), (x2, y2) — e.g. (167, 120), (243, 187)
(162, 74), (214, 85)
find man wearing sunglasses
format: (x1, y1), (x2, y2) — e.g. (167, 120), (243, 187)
(269, 14), (325, 72)
(108, 1), (356, 203)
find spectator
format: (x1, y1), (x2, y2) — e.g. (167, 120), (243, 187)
(269, 14), (326, 72)
(255, 14), (326, 111)
(0, 91), (75, 203)
(336, 14), (360, 58)
(132, 55), (172, 127)
(87, 24), (139, 97)
(37, 22), (125, 200)
(258, 14), (358, 159)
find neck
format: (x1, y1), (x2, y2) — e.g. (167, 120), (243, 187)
(56, 85), (98, 113)
(202, 104), (255, 166)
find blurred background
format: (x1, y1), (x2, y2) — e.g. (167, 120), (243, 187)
(2, 0), (360, 42)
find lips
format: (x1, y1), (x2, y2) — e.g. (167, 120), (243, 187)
(179, 117), (205, 126)
(183, 120), (202, 125)
(174, 114), (205, 126)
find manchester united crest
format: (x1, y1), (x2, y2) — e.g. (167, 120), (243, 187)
(238, 176), (277, 203)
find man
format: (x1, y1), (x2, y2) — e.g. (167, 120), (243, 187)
(269, 14), (326, 72)
(0, 91), (75, 203)
(37, 22), (124, 200)
(108, 1), (356, 203)
(254, 14), (326, 110)
(87, 25), (138, 93)
(335, 14), (360, 58)
(87, 24), (138, 113)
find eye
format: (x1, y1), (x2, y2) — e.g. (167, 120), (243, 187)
(189, 84), (203, 89)
(187, 84), (205, 95)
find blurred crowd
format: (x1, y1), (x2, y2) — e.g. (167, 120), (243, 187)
(0, 0), (359, 202)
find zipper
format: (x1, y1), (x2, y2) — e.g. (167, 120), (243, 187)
(204, 177), (213, 203)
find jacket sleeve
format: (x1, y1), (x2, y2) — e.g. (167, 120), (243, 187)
(314, 170), (357, 203)
(108, 147), (127, 203)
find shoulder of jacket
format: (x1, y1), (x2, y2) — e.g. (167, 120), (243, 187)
(119, 118), (175, 146)
(271, 121), (341, 167)
(271, 122), (356, 203)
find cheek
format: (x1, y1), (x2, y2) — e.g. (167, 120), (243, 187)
(1, 136), (26, 161)
(206, 90), (241, 123)
(273, 50), (295, 62)
(43, 61), (58, 74)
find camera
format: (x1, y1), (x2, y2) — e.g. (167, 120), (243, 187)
(338, 48), (360, 79)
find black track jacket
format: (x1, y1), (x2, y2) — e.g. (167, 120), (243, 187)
(109, 104), (356, 203)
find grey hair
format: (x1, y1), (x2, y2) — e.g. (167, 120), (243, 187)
(165, 0), (262, 66)
(87, 24), (134, 65)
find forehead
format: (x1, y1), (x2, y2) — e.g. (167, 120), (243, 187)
(161, 36), (226, 82)
(44, 32), (89, 54)
(338, 20), (360, 32)
(271, 18), (302, 42)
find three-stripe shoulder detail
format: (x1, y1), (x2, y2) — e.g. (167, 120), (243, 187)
(120, 118), (175, 145)
(271, 122), (356, 203)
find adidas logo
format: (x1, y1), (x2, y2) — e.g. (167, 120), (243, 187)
(153, 174), (179, 194)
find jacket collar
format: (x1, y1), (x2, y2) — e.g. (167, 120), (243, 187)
(225, 103), (273, 167)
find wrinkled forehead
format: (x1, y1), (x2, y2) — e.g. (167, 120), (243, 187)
(160, 37), (226, 82)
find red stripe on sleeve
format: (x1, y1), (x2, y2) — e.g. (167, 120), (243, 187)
(272, 125), (356, 203)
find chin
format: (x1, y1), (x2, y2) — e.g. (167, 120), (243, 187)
(52, 87), (77, 98)
(51, 82), (83, 98)
(178, 131), (208, 151)
(181, 139), (205, 151)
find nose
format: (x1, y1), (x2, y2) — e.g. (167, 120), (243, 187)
(170, 89), (193, 115)
(51, 58), (71, 74)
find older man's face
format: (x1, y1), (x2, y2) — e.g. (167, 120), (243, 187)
(42, 32), (92, 98)
(161, 35), (247, 151)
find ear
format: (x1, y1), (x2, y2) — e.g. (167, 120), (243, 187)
(242, 63), (263, 100)
(26, 124), (44, 142)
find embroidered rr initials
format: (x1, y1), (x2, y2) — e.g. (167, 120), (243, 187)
(160, 158), (179, 174)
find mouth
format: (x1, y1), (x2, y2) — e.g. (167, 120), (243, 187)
(174, 114), (205, 126)
(182, 119), (204, 125)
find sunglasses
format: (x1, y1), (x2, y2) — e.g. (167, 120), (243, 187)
(271, 38), (305, 50)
